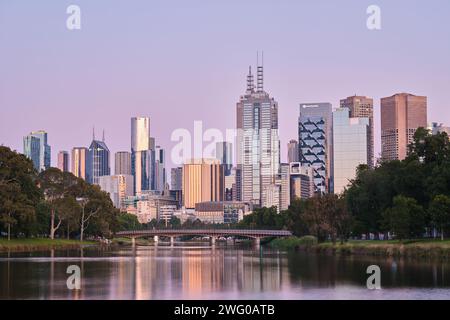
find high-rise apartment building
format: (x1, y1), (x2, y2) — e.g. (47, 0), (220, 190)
(115, 151), (131, 175)
(333, 108), (370, 194)
(381, 93), (427, 161)
(72, 147), (87, 179)
(131, 117), (153, 195)
(182, 159), (224, 209)
(298, 103), (333, 194)
(340, 95), (374, 167)
(23, 130), (51, 172)
(215, 141), (233, 176)
(236, 63), (280, 206)
(287, 140), (299, 163)
(87, 134), (110, 185)
(57, 151), (69, 172)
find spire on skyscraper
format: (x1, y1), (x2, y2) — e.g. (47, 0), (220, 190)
(102, 129), (105, 142)
(246, 66), (254, 93)
(257, 51), (264, 93)
(92, 126), (95, 140)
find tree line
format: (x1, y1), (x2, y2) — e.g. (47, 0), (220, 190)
(0, 146), (140, 240)
(239, 128), (450, 242)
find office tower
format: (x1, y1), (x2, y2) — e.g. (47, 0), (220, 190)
(153, 146), (166, 191)
(278, 163), (290, 211)
(236, 62), (280, 207)
(86, 131), (110, 185)
(429, 122), (450, 138)
(170, 167), (183, 191)
(99, 175), (134, 210)
(215, 141), (233, 176)
(298, 103), (333, 194)
(115, 151), (131, 175)
(182, 159), (224, 209)
(224, 170), (236, 201)
(72, 147), (87, 179)
(287, 140), (299, 163)
(381, 93), (427, 161)
(289, 162), (314, 200)
(57, 151), (69, 172)
(264, 184), (281, 213)
(23, 130), (51, 172)
(340, 96), (374, 167)
(131, 117), (153, 194)
(333, 108), (370, 194)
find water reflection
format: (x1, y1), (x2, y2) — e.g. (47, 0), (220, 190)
(1, 245), (450, 300)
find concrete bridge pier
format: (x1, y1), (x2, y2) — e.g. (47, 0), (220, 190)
(131, 237), (136, 247)
(211, 236), (216, 246)
(153, 235), (159, 245)
(170, 236), (175, 246)
(254, 237), (261, 247)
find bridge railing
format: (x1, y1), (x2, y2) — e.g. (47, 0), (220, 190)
(115, 229), (292, 237)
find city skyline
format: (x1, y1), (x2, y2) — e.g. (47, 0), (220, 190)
(2, 1), (450, 173)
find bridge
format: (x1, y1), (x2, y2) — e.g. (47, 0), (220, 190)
(115, 229), (293, 246)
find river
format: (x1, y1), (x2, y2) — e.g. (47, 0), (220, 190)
(1, 244), (450, 299)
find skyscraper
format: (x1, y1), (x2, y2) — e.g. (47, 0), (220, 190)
(86, 132), (110, 185)
(215, 141), (233, 176)
(182, 159), (224, 209)
(289, 162), (314, 200)
(72, 147), (87, 179)
(131, 117), (153, 195)
(236, 62), (280, 207)
(153, 145), (166, 191)
(381, 93), (427, 161)
(298, 103), (333, 194)
(287, 140), (299, 163)
(99, 174), (134, 210)
(115, 151), (131, 175)
(170, 167), (183, 191)
(333, 108), (370, 194)
(23, 130), (51, 172)
(340, 95), (374, 167)
(57, 151), (69, 172)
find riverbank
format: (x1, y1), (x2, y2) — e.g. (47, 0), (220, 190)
(0, 238), (97, 252)
(268, 237), (450, 260)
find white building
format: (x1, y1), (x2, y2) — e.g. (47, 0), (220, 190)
(333, 108), (370, 194)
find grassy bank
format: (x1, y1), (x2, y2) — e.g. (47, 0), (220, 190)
(268, 237), (450, 260)
(0, 238), (96, 252)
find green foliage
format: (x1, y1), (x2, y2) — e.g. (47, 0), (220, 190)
(117, 213), (142, 231)
(382, 196), (425, 240)
(429, 194), (450, 240)
(269, 235), (318, 250)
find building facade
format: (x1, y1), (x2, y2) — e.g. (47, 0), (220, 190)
(115, 151), (131, 175)
(340, 95), (374, 167)
(215, 141), (233, 176)
(99, 174), (134, 210)
(381, 93), (427, 161)
(72, 147), (87, 179)
(289, 162), (314, 200)
(23, 130), (51, 172)
(298, 103), (333, 193)
(57, 151), (69, 172)
(171, 167), (183, 191)
(87, 139), (111, 185)
(333, 108), (370, 194)
(236, 65), (280, 207)
(287, 140), (299, 163)
(182, 159), (225, 209)
(131, 117), (153, 195)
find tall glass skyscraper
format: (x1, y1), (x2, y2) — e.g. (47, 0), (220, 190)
(23, 130), (51, 172)
(298, 103), (333, 194)
(236, 63), (280, 206)
(72, 147), (88, 180)
(153, 145), (166, 191)
(215, 141), (233, 176)
(131, 117), (153, 195)
(332, 108), (369, 194)
(87, 136), (110, 185)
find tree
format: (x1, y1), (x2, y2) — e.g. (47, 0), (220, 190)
(429, 195), (450, 241)
(38, 168), (78, 239)
(0, 146), (40, 239)
(382, 196), (425, 241)
(116, 213), (142, 231)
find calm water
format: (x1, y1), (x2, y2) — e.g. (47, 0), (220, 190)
(1, 244), (450, 300)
